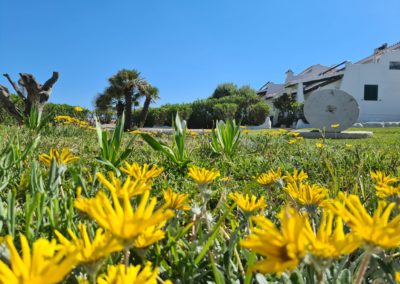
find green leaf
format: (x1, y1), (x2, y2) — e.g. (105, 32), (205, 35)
(336, 269), (352, 284)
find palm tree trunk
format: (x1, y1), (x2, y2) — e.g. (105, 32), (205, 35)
(124, 92), (132, 131)
(139, 96), (152, 128)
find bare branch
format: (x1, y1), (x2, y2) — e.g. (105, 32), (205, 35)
(3, 73), (25, 100)
(0, 84), (23, 123)
(42, 71), (59, 90)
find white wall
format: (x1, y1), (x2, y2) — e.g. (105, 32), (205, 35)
(308, 51), (400, 122)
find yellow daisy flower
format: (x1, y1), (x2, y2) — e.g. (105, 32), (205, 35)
(188, 166), (220, 185)
(97, 262), (159, 284)
(284, 182), (328, 208)
(96, 172), (152, 198)
(55, 223), (123, 265)
(305, 210), (361, 258)
(132, 224), (167, 249)
(370, 170), (398, 186)
(256, 168), (282, 186)
(229, 192), (266, 213)
(74, 106), (84, 112)
(162, 188), (190, 211)
(74, 190), (174, 248)
(240, 207), (309, 274)
(327, 193), (400, 249)
(283, 169), (308, 183)
(120, 162), (164, 181)
(0, 235), (77, 284)
(39, 148), (79, 167)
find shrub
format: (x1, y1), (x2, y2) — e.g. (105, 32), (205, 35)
(161, 104), (192, 126)
(247, 102), (271, 125)
(44, 103), (91, 122)
(210, 83), (238, 99)
(213, 103), (238, 121)
(187, 99), (215, 129)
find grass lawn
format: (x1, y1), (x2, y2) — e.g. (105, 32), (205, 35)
(0, 123), (399, 283)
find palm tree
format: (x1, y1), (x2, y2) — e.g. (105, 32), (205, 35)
(138, 84), (160, 128)
(95, 69), (146, 130)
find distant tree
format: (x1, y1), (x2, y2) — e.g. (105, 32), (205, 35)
(247, 102), (271, 125)
(95, 69), (146, 130)
(237, 85), (257, 98)
(0, 72), (59, 124)
(210, 83), (238, 99)
(272, 93), (303, 126)
(138, 84), (160, 128)
(213, 103), (238, 120)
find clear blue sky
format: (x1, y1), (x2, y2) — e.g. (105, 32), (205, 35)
(1, 0), (399, 109)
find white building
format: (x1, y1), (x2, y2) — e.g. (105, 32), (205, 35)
(258, 42), (400, 124)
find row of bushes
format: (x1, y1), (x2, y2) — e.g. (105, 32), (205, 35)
(0, 95), (90, 125)
(135, 95), (270, 128)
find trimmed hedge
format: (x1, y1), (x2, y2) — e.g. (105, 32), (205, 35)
(138, 94), (270, 128)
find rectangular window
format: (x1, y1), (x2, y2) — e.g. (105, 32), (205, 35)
(364, 85), (378, 101)
(390, 61), (400, 70)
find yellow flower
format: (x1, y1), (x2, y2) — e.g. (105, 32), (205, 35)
(370, 170), (398, 186)
(370, 171), (400, 199)
(327, 193), (400, 249)
(283, 169), (308, 184)
(55, 223), (123, 265)
(162, 188), (190, 211)
(396, 272), (400, 283)
(256, 168), (282, 186)
(288, 139), (297, 145)
(305, 210), (361, 258)
(288, 132), (300, 137)
(96, 172), (152, 198)
(284, 182), (328, 208)
(188, 166), (220, 185)
(229, 192), (266, 213)
(55, 115), (74, 122)
(316, 143), (325, 149)
(374, 184), (400, 199)
(345, 144), (353, 148)
(74, 190), (174, 248)
(97, 262), (159, 284)
(240, 207), (309, 274)
(39, 148), (79, 167)
(330, 123), (340, 128)
(0, 235), (77, 284)
(77, 275), (90, 284)
(220, 176), (232, 182)
(120, 162), (164, 181)
(189, 131), (199, 137)
(132, 224), (166, 249)
(74, 106), (84, 112)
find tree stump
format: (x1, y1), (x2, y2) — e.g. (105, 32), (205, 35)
(0, 72), (59, 124)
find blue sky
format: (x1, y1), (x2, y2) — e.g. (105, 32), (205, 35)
(1, 0), (399, 109)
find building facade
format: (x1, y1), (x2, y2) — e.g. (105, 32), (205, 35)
(258, 42), (400, 124)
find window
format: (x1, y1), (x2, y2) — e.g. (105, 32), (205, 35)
(390, 61), (400, 70)
(364, 85), (378, 101)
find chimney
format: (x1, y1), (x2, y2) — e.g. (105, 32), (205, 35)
(285, 69), (294, 83)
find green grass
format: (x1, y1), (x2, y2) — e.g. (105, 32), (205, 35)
(0, 123), (399, 283)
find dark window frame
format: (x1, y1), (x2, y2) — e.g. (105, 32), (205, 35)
(364, 84), (378, 101)
(389, 61), (400, 70)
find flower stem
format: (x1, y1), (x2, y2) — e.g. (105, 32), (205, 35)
(124, 248), (130, 272)
(355, 251), (372, 284)
(316, 271), (324, 284)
